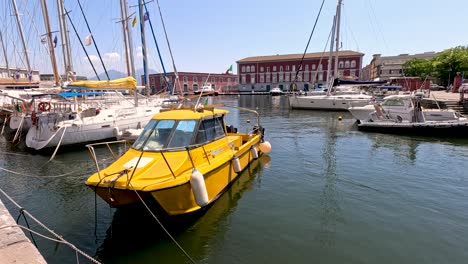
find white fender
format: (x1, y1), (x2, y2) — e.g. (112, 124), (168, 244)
(232, 156), (241, 173)
(259, 141), (272, 153)
(190, 169), (209, 206)
(251, 146), (259, 159)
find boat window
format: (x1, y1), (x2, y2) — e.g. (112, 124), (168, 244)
(381, 98), (405, 106)
(132, 119), (176, 151)
(167, 120), (196, 148)
(195, 116), (226, 144)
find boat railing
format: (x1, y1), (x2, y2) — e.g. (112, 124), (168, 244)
(86, 140), (130, 180)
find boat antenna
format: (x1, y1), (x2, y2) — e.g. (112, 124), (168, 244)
(195, 73), (211, 107)
(291, 0), (325, 90)
(76, 0), (110, 80)
(64, 8), (101, 80)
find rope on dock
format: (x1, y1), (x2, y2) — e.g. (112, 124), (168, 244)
(0, 188), (101, 264)
(128, 182), (197, 264)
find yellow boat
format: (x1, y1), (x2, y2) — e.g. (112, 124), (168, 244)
(85, 104), (271, 215)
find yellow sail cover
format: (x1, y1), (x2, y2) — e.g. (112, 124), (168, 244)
(67, 77), (137, 89)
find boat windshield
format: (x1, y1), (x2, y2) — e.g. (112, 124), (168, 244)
(132, 119), (197, 151)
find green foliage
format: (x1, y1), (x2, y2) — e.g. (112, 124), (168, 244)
(432, 46), (468, 86)
(402, 46), (468, 86)
(402, 58), (433, 79)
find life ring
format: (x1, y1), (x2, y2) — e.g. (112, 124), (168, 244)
(38, 102), (51, 112)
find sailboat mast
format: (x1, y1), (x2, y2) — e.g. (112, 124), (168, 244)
(138, 0), (150, 97)
(119, 0), (131, 77)
(40, 0), (60, 86)
(0, 31), (10, 77)
(333, 0), (342, 78)
(11, 0), (32, 74)
(124, 0), (136, 79)
(57, 0), (74, 81)
(327, 15), (336, 85)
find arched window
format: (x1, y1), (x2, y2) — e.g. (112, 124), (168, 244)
(339, 61), (344, 68)
(280, 66), (283, 72)
(305, 64), (309, 71)
(351, 60), (356, 68)
(286, 65), (290, 71)
(251, 66), (255, 72)
(318, 64), (323, 71)
(242, 66), (245, 72)
(246, 66), (250, 72)
(345, 61), (350, 68)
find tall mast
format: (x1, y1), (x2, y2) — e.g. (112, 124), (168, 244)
(124, 0), (136, 79)
(119, 0), (131, 77)
(56, 0), (73, 81)
(0, 31), (10, 77)
(333, 0), (342, 78)
(11, 0), (32, 74)
(40, 0), (60, 86)
(327, 15), (336, 85)
(138, 0), (150, 97)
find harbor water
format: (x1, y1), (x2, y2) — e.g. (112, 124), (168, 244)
(1, 95), (468, 263)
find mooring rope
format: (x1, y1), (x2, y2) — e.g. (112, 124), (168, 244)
(0, 165), (92, 178)
(128, 182), (197, 264)
(0, 188), (101, 264)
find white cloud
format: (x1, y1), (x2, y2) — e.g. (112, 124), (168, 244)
(82, 55), (99, 62)
(104, 52), (121, 62)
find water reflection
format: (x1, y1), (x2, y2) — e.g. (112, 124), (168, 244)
(316, 114), (343, 250)
(95, 155), (271, 263)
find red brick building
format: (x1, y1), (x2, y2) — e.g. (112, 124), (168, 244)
(144, 72), (238, 94)
(236, 50), (364, 93)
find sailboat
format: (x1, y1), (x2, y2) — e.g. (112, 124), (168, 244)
(25, 77), (161, 150)
(289, 0), (375, 111)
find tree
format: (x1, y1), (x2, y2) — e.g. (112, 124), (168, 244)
(402, 58), (433, 79)
(432, 46), (468, 86)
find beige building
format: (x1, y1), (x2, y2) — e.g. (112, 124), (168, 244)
(363, 52), (438, 81)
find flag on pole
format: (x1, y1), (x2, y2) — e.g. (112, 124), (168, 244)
(83, 34), (92, 46)
(132, 16), (137, 27)
(225, 65), (233, 74)
(53, 36), (58, 48)
(143, 11), (149, 21)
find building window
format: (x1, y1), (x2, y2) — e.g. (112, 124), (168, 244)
(219, 77), (223, 83)
(202, 77), (207, 84)
(399, 69), (403, 74)
(286, 65), (290, 71)
(260, 66), (264, 72)
(273, 66), (277, 71)
(266, 74), (270, 83)
(160, 76), (164, 83)
(246, 66), (250, 72)
(279, 73), (283, 82)
(351, 60), (356, 68)
(280, 66), (283, 72)
(339, 61), (344, 68)
(304, 72), (309, 82)
(345, 61), (350, 68)
(305, 64), (309, 71)
(241, 75), (246, 84)
(350, 70), (356, 77)
(338, 70), (344, 77)
(183, 76), (188, 83)
(292, 65), (296, 72)
(318, 64), (322, 71)
(251, 66), (255, 72)
(297, 73), (302, 82)
(193, 76), (198, 83)
(242, 66), (245, 72)
(267, 67), (270, 72)
(250, 74), (255, 84)
(227, 78), (231, 84)
(285, 73), (290, 82)
(312, 64), (316, 70)
(318, 72), (323, 81)
(272, 74), (277, 83)
(260, 74), (264, 83)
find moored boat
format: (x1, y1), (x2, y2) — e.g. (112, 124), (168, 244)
(85, 104), (272, 215)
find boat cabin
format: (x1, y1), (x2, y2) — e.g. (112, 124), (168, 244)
(132, 109), (230, 151)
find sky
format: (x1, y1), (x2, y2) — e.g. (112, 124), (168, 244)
(1, 0), (467, 78)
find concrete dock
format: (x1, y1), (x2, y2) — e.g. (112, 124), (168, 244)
(0, 198), (46, 264)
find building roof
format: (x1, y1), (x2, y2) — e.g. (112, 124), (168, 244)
(237, 50), (364, 63)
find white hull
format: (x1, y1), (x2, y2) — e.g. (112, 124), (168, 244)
(289, 94), (373, 110)
(26, 106), (160, 150)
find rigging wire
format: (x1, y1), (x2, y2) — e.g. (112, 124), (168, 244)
(291, 0), (326, 89)
(0, 188), (102, 264)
